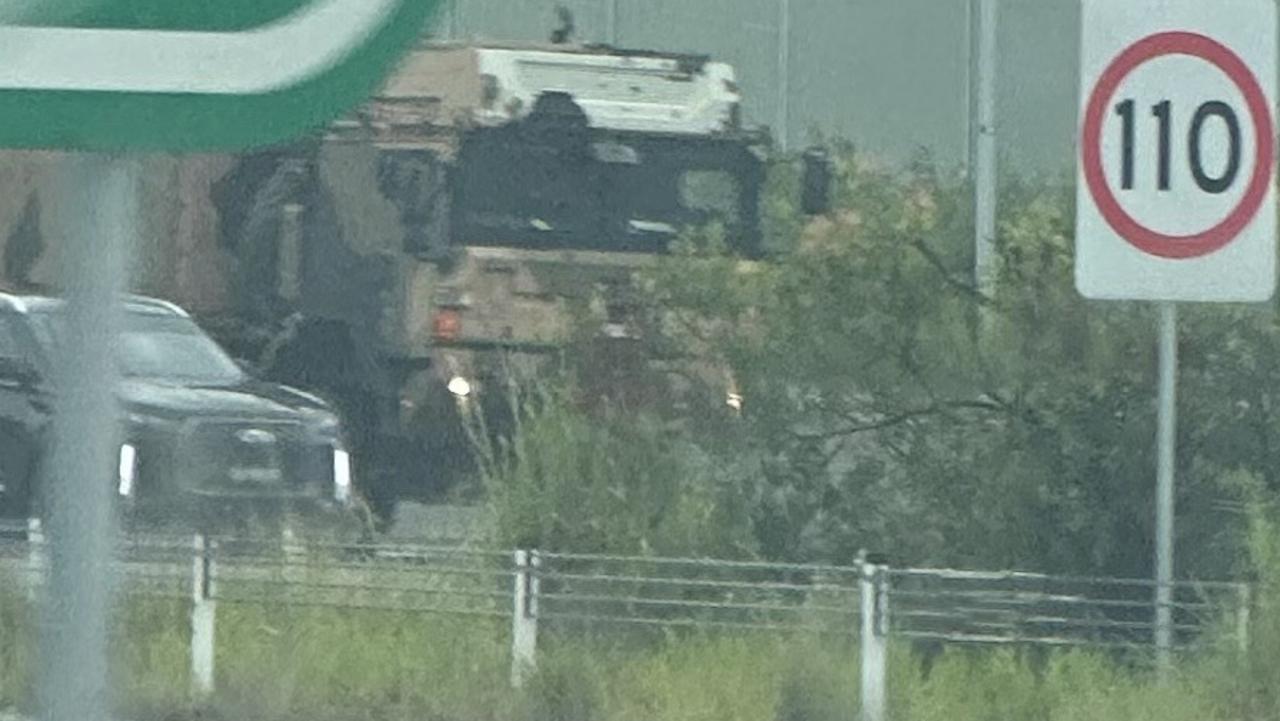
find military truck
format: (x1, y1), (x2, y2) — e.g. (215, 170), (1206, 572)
(0, 41), (827, 520)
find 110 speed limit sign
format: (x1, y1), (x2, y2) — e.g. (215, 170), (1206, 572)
(1076, 0), (1277, 302)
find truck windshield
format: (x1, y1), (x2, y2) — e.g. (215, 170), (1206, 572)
(28, 308), (245, 384)
(452, 132), (763, 256)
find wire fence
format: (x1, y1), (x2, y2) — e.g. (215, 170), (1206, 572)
(888, 566), (1248, 652)
(0, 523), (1254, 714)
(0, 524), (1249, 648)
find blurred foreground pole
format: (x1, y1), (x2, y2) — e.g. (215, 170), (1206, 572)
(37, 155), (137, 721)
(1154, 302), (1178, 676)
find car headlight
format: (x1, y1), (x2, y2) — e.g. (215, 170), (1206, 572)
(447, 376), (473, 398)
(118, 443), (137, 498)
(333, 447), (352, 505)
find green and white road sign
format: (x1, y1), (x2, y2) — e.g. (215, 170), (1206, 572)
(0, 0), (441, 151)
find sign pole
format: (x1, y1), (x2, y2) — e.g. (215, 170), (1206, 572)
(38, 154), (135, 721)
(1154, 301), (1178, 674)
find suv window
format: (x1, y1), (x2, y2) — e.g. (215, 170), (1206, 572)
(27, 309), (244, 385)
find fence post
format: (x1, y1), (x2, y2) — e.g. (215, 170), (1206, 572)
(1237, 583), (1251, 657)
(25, 517), (45, 602)
(281, 523), (305, 584)
(860, 560), (889, 721)
(191, 534), (217, 698)
(511, 549), (540, 688)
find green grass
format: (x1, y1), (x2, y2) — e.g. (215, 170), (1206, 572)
(0, 583), (1267, 721)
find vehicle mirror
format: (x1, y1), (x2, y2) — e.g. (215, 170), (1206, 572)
(800, 146), (834, 216)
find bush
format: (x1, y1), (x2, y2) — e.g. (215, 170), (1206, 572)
(470, 380), (756, 559)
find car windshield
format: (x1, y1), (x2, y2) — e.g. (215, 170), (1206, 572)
(28, 307), (244, 384)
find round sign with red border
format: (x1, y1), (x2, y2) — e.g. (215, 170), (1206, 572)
(1081, 31), (1276, 259)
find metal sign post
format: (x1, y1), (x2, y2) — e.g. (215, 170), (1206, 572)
(37, 155), (135, 721)
(1076, 0), (1277, 675)
(1154, 302), (1178, 668)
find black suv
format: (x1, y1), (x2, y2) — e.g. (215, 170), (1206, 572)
(0, 293), (355, 531)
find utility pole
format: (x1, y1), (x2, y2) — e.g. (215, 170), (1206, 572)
(961, 0), (974, 180)
(605, 0), (618, 45)
(446, 0), (460, 40)
(972, 0), (998, 295)
(777, 0), (791, 152)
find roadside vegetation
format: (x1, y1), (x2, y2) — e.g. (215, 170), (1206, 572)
(0, 547), (1274, 721)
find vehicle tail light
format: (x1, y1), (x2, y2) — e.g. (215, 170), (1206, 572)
(433, 309), (462, 341)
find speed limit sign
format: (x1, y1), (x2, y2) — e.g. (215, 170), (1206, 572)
(1076, 0), (1277, 302)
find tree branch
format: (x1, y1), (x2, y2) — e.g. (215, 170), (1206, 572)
(794, 398), (1005, 440)
(906, 234), (995, 306)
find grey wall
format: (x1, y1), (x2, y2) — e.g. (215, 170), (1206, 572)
(437, 0), (1083, 175)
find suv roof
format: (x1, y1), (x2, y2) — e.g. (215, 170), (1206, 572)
(0, 293), (190, 318)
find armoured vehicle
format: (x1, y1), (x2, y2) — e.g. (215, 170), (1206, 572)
(0, 41), (823, 520)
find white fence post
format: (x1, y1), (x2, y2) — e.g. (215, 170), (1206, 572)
(282, 523), (305, 584)
(860, 560), (889, 721)
(1237, 583), (1251, 656)
(191, 534), (217, 698)
(511, 549), (540, 688)
(25, 517), (45, 602)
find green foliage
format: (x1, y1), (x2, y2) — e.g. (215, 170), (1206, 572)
(0, 574), (33, 709)
(469, 380), (755, 558)
(519, 648), (603, 721)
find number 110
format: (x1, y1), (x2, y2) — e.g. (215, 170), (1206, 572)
(1115, 99), (1241, 194)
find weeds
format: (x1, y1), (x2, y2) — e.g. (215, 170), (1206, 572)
(0, 586), (1263, 721)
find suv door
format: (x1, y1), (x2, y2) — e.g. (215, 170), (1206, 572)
(0, 310), (47, 517)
